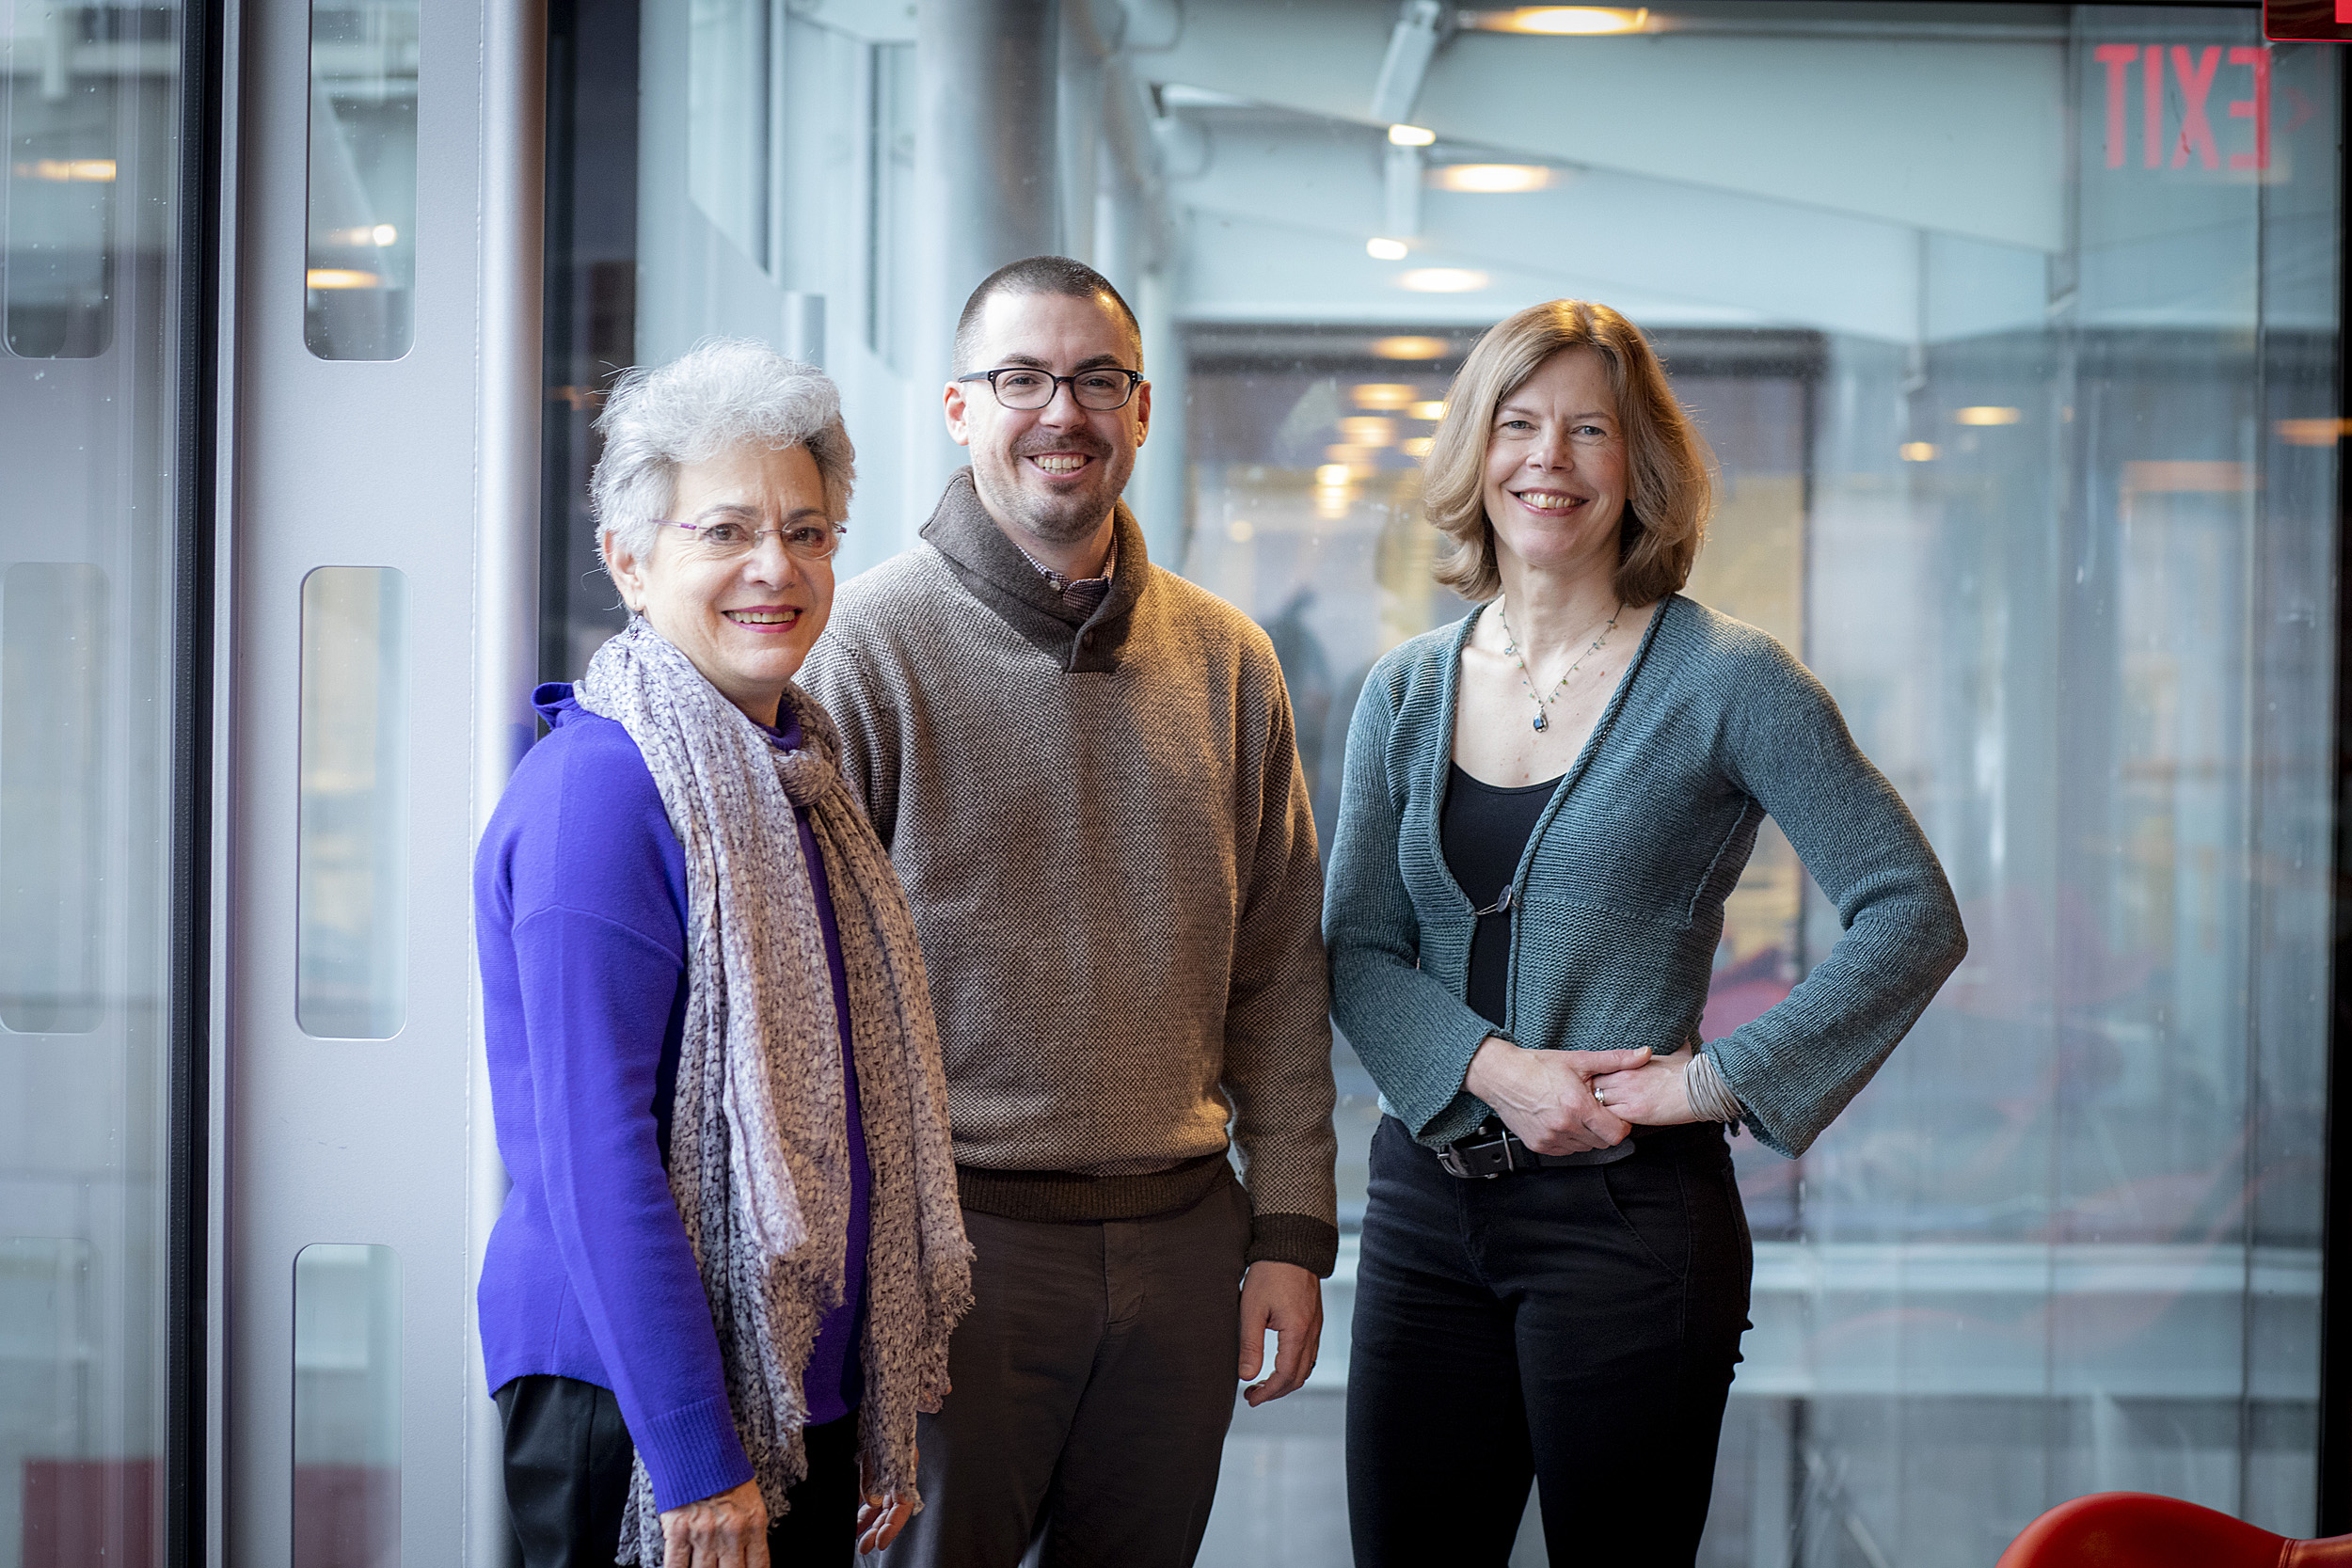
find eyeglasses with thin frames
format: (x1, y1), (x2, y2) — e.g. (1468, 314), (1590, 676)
(955, 365), (1145, 412)
(651, 516), (844, 562)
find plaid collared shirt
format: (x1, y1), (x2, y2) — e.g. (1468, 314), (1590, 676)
(1017, 540), (1117, 621)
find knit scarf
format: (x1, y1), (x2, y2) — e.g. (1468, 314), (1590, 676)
(575, 617), (972, 1565)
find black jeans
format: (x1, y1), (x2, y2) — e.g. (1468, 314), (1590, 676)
(495, 1373), (858, 1567)
(1346, 1117), (1752, 1568)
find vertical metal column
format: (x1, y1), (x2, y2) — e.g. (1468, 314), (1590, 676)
(472, 0), (546, 1561)
(913, 0), (1062, 499)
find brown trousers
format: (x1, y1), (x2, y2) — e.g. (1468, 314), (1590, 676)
(881, 1170), (1254, 1568)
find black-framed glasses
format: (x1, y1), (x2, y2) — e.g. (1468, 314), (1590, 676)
(956, 365), (1144, 412)
(652, 516), (844, 562)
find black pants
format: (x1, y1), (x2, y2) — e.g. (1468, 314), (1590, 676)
(495, 1374), (858, 1567)
(1346, 1117), (1752, 1568)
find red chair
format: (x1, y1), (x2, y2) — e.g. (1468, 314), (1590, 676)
(1997, 1492), (2352, 1568)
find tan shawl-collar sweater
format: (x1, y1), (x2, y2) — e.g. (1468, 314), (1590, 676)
(798, 470), (1340, 1275)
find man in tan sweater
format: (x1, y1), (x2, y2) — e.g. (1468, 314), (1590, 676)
(799, 256), (1337, 1567)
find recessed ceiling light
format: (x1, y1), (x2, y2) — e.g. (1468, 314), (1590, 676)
(1409, 400), (1447, 420)
(1366, 237), (1410, 261)
(1899, 442), (1938, 462)
(1471, 7), (1650, 35)
(1388, 123), (1437, 146)
(1430, 163), (1558, 194)
(1953, 405), (2022, 425)
(1399, 267), (1489, 293)
(1315, 464), (1355, 486)
(1340, 418), (1397, 446)
(307, 268), (383, 291)
(1352, 384), (1419, 409)
(1371, 335), (1450, 360)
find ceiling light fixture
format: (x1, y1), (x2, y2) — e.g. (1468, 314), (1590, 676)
(1366, 237), (1410, 261)
(1953, 405), (2022, 425)
(1471, 8), (1650, 35)
(306, 268), (383, 291)
(1899, 442), (1938, 462)
(1399, 267), (1489, 293)
(1371, 335), (1450, 360)
(1388, 123), (1437, 147)
(1409, 400), (1448, 420)
(1430, 163), (1558, 193)
(1352, 384), (1419, 409)
(1315, 464), (1355, 487)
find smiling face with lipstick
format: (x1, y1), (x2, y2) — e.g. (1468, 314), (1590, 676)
(943, 285), (1151, 577)
(603, 439), (837, 728)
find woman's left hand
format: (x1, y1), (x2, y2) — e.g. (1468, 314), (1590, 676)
(1587, 1043), (1703, 1126)
(857, 1449), (915, 1556)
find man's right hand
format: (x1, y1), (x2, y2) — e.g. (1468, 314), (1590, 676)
(1462, 1038), (1652, 1154)
(660, 1477), (769, 1568)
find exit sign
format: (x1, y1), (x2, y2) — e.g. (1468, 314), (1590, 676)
(2265, 0), (2351, 42)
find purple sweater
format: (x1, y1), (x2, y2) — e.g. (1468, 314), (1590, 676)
(475, 685), (869, 1512)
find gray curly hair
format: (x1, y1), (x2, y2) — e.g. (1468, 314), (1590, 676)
(591, 337), (856, 569)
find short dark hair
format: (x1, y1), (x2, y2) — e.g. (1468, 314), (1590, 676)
(953, 255), (1143, 375)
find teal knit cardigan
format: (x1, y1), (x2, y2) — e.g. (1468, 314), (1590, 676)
(1325, 594), (1967, 1158)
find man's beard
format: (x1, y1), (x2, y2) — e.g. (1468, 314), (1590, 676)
(981, 438), (1130, 545)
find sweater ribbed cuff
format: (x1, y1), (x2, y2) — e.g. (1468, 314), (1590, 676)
(1245, 1212), (1340, 1277)
(636, 1392), (755, 1513)
(953, 1152), (1229, 1224)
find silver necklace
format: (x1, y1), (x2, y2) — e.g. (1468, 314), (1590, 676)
(1497, 600), (1619, 732)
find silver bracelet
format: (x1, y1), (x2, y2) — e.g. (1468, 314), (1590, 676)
(1684, 1050), (1745, 1125)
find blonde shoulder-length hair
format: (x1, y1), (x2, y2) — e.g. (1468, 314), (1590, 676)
(1422, 299), (1713, 606)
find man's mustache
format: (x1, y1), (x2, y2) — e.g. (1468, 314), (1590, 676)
(1010, 434), (1114, 460)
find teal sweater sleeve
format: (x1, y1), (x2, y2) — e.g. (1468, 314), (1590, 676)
(1701, 639), (1969, 1156)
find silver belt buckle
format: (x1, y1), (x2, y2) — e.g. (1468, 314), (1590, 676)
(1436, 1144), (1472, 1178)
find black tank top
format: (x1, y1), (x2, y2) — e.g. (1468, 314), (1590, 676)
(1439, 765), (1564, 1029)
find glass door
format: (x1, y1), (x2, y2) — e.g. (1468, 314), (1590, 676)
(0, 3), (206, 1565)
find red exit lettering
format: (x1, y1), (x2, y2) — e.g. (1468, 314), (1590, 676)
(2094, 43), (2270, 172)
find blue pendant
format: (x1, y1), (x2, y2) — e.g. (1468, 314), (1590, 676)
(1532, 712), (1548, 732)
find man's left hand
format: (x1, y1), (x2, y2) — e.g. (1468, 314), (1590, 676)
(1237, 1260), (1323, 1407)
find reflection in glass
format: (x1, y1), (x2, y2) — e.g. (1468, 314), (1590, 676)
(293, 1244), (401, 1568)
(306, 0), (419, 360)
(0, 563), (108, 1033)
(0, 6), (122, 356)
(297, 568), (408, 1039)
(688, 0), (769, 268)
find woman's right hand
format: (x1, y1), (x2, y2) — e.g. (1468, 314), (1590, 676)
(660, 1477), (769, 1568)
(1464, 1037), (1651, 1154)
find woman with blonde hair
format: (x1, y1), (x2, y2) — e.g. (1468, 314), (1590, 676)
(1325, 300), (1966, 1564)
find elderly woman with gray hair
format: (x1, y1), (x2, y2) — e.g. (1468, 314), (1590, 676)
(475, 339), (972, 1568)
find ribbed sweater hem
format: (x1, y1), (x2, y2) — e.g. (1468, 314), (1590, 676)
(637, 1392), (755, 1513)
(954, 1158), (1340, 1275)
(954, 1153), (1228, 1223)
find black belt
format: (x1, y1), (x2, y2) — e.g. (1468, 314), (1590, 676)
(1432, 1118), (1636, 1179)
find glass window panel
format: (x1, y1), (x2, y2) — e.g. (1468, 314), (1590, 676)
(306, 0), (418, 360)
(554, 5), (2343, 1561)
(0, 562), (107, 1034)
(1, 9), (116, 361)
(293, 1243), (401, 1568)
(296, 567), (409, 1039)
(0, 1), (184, 1562)
(687, 0), (770, 269)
